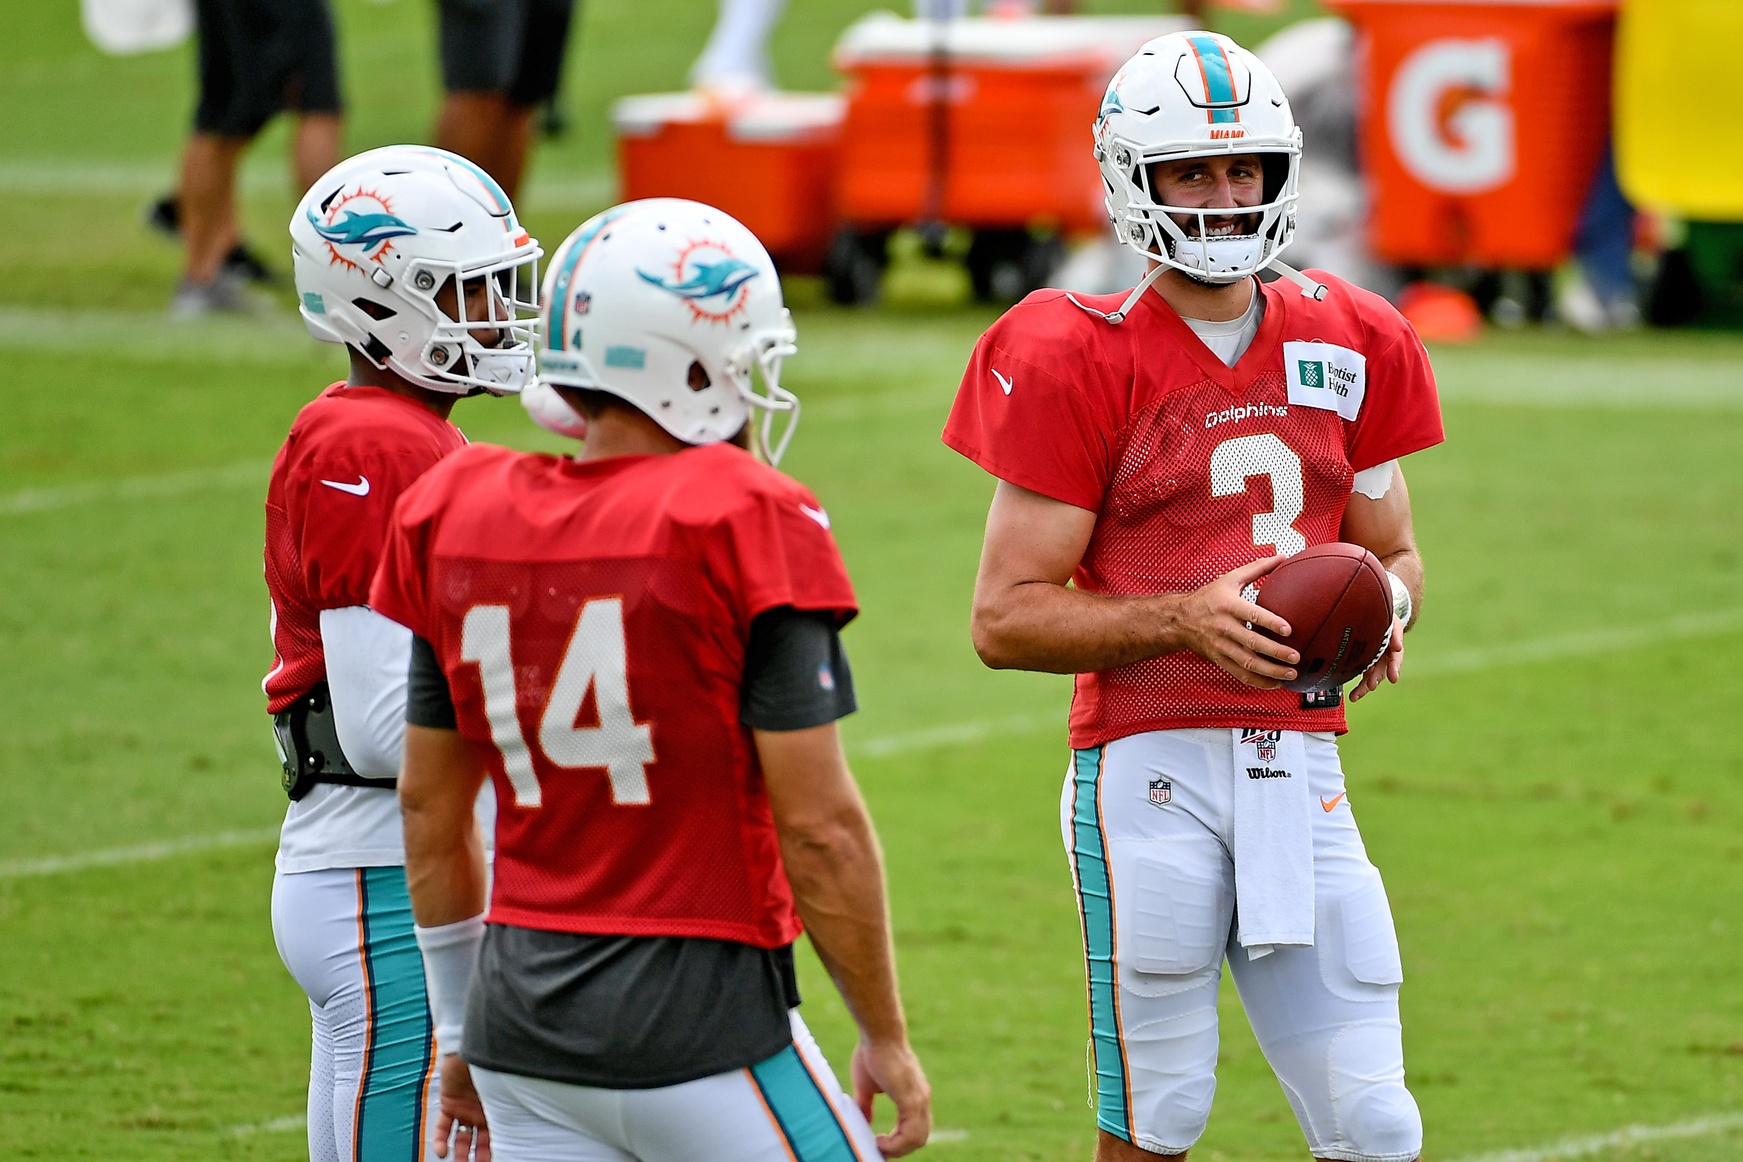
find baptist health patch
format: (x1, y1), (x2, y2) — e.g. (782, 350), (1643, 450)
(1284, 340), (1366, 421)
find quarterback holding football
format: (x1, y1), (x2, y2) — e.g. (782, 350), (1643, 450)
(944, 31), (1443, 1162)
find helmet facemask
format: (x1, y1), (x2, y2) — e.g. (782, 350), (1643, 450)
(397, 251), (542, 395)
(723, 309), (800, 465)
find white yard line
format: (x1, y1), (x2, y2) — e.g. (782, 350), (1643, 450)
(843, 608), (1743, 760)
(7, 610), (1741, 877)
(0, 159), (613, 209)
(849, 712), (1056, 758)
(229, 1114), (305, 1137)
(0, 459), (271, 516)
(0, 828), (278, 879)
(1449, 1112), (1743, 1162)
(1409, 609), (1743, 677)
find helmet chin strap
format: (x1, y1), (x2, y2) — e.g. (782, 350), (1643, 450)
(1267, 259), (1328, 301)
(1066, 262), (1169, 325)
(1068, 254), (1328, 326)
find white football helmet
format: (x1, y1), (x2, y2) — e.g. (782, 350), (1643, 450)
(291, 145), (542, 395)
(534, 198), (799, 463)
(1095, 31), (1301, 285)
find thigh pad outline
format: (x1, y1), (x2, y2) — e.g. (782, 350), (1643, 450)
(1117, 844), (1233, 991)
(1321, 865), (1404, 1003)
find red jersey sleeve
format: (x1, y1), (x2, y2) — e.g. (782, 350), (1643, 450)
(366, 466), (448, 641)
(293, 440), (450, 610)
(942, 292), (1126, 512)
(713, 475), (858, 629)
(1345, 300), (1445, 473)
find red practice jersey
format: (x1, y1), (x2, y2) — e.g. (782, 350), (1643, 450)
(943, 273), (1444, 746)
(370, 442), (857, 948)
(263, 384), (466, 713)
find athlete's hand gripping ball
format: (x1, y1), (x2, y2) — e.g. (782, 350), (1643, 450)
(1350, 614), (1405, 703)
(1172, 556), (1301, 689)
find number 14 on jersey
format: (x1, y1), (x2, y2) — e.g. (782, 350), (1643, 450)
(460, 599), (656, 808)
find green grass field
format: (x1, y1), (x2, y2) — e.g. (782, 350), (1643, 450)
(5, 1), (1743, 1159)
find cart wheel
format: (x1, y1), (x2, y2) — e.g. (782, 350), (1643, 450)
(966, 229), (1065, 303)
(824, 229), (889, 305)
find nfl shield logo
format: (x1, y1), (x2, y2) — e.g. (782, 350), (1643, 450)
(1240, 729), (1280, 762)
(1149, 777), (1172, 807)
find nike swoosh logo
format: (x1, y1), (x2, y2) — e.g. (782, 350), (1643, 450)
(991, 368), (1013, 395)
(799, 503), (831, 530)
(1321, 792), (1347, 812)
(319, 476), (370, 496)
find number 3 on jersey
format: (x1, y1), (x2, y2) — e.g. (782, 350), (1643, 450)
(460, 599), (656, 809)
(1209, 432), (1307, 557)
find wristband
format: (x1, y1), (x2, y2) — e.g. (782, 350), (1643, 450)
(1385, 570), (1413, 629)
(415, 913), (485, 1059)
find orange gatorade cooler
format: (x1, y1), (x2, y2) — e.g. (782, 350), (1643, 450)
(831, 13), (1186, 234)
(1326, 0), (1619, 268)
(613, 92), (844, 270)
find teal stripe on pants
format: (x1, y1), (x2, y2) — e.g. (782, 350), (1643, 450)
(1072, 747), (1130, 1140)
(749, 1044), (861, 1162)
(356, 866), (435, 1161)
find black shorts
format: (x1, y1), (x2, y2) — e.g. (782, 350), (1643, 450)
(437, 0), (578, 107)
(193, 0), (341, 137)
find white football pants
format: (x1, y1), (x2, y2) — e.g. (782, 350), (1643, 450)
(273, 866), (440, 1162)
(471, 1011), (881, 1162)
(1063, 729), (1422, 1162)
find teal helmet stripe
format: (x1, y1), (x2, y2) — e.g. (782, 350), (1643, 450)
(546, 208), (626, 352)
(433, 150), (512, 215)
(1187, 33), (1242, 124)
(400, 145), (514, 216)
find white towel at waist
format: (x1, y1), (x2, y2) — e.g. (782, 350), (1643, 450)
(1230, 727), (1314, 959)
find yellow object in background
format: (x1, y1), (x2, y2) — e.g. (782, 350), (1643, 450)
(1615, 0), (1743, 220)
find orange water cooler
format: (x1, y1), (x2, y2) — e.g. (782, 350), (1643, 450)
(1326, 0), (1619, 269)
(827, 13), (1184, 300)
(612, 92), (844, 272)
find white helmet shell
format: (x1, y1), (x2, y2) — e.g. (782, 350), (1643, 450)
(1095, 31), (1302, 284)
(291, 145), (542, 395)
(536, 199), (799, 463)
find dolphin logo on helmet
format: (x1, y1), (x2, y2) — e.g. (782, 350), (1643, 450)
(532, 199), (800, 463)
(309, 209), (419, 251)
(636, 257), (759, 303)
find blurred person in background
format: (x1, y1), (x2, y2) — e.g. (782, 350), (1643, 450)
(433, 0), (579, 201)
(691, 0), (787, 99)
(1559, 143), (1641, 333)
(165, 0), (343, 317)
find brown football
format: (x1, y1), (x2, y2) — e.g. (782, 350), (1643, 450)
(1254, 543), (1393, 694)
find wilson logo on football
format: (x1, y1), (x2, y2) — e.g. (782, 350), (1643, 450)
(638, 239), (759, 324)
(308, 187), (417, 271)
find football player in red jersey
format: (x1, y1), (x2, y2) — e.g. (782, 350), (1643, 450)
(266, 144), (540, 1162)
(372, 199), (930, 1162)
(943, 32), (1442, 1162)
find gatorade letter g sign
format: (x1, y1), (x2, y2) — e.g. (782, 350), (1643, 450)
(1387, 38), (1514, 194)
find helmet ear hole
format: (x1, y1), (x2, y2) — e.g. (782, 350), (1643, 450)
(686, 360), (711, 392)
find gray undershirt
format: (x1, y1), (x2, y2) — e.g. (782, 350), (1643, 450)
(407, 607), (855, 1088)
(1182, 283), (1265, 367)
